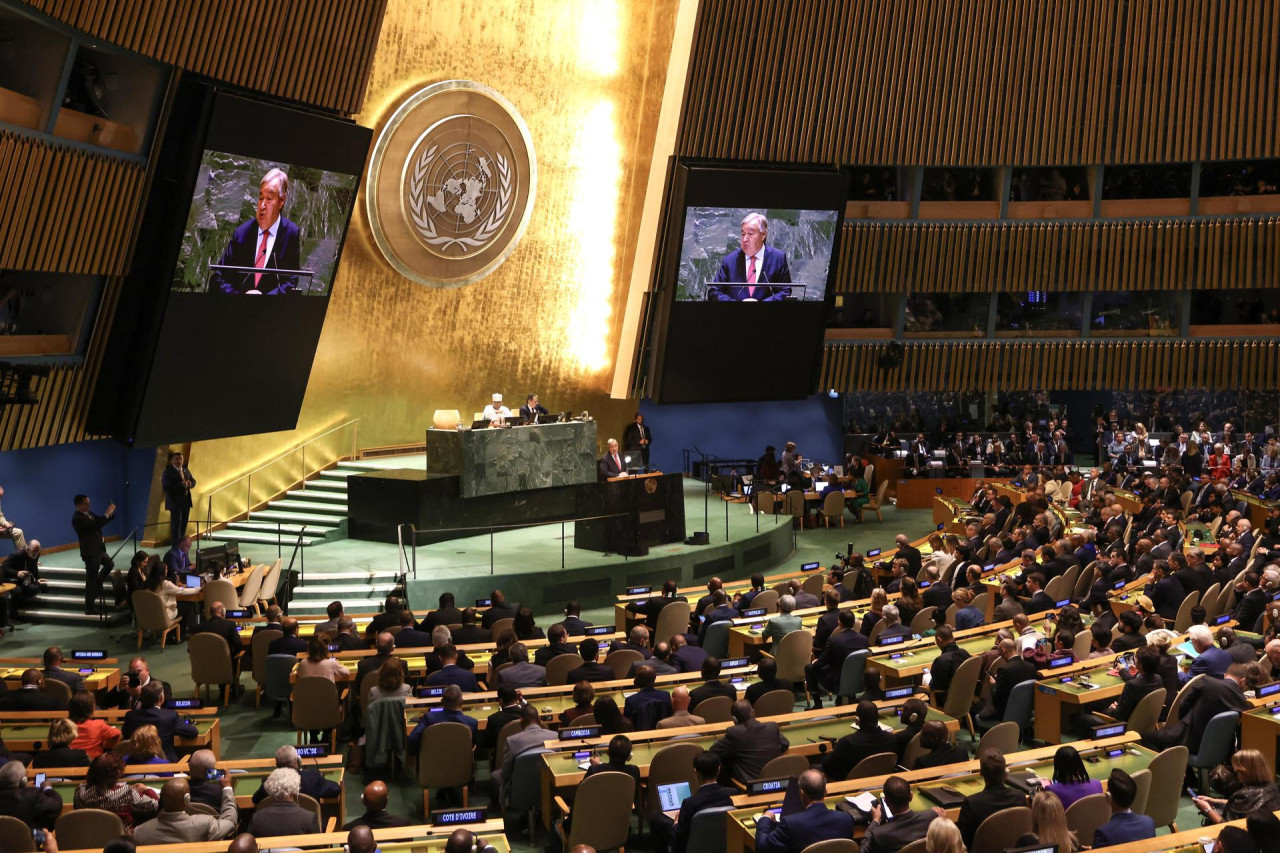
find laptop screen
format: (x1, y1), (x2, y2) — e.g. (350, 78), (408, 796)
(185, 574), (203, 588)
(657, 782), (692, 811)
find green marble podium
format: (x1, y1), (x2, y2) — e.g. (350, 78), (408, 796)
(425, 421), (598, 498)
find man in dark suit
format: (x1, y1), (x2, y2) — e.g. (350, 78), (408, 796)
(744, 657), (793, 706)
(649, 750), (733, 853)
(452, 609), (491, 645)
(332, 617), (368, 652)
(565, 638), (614, 684)
(123, 681), (199, 761)
(1187, 625), (1233, 679)
(1092, 769), (1155, 847)
(920, 566), (952, 610)
(689, 658), (738, 711)
(1143, 662), (1250, 751)
(956, 750), (1028, 846)
(927, 626), (972, 707)
(805, 609), (868, 709)
(820, 700), (896, 781)
(355, 633), (408, 687)
(622, 413), (653, 468)
(623, 666), (672, 730)
(598, 438), (626, 480)
(423, 593), (463, 631)
(1023, 573), (1055, 615)
(533, 624), (576, 668)
(252, 605), (285, 638)
(250, 744), (341, 806)
(708, 701), (788, 784)
(71, 493), (115, 615)
(811, 590), (843, 651)
(342, 781), (412, 830)
(0, 670), (63, 711)
(392, 610), (433, 648)
(1231, 571), (1268, 630)
(1145, 560), (1184, 621)
(368, 597), (405, 635)
(480, 590), (518, 630)
(191, 602), (244, 660)
(211, 168), (303, 295)
(41, 646), (85, 694)
(269, 618), (309, 657)
(0, 760), (62, 831)
(554, 601), (594, 636)
(670, 633), (707, 674)
(481, 687), (523, 753)
(519, 393), (549, 423)
(710, 212), (792, 302)
(894, 535), (922, 577)
(976, 639), (1036, 722)
(626, 581), (686, 630)
(424, 646), (480, 692)
(861, 776), (938, 853)
(755, 770), (854, 853)
(160, 451), (195, 546)
(698, 591), (739, 644)
(185, 750), (225, 810)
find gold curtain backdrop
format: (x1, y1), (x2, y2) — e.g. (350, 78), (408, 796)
(180, 0), (679, 525)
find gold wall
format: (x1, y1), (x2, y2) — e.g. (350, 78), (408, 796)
(183, 0), (680, 511)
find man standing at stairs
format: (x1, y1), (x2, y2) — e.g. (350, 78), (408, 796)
(72, 494), (115, 616)
(161, 452), (196, 546)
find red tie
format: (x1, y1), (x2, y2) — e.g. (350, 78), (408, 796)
(614, 454), (621, 471)
(254, 229), (270, 288)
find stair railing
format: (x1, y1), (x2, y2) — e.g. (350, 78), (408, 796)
(202, 419), (360, 536)
(281, 525), (308, 611)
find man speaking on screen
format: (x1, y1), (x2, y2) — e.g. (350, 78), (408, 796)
(211, 168), (302, 295)
(709, 212), (792, 301)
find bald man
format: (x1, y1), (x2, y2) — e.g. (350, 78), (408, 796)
(657, 685), (705, 729)
(227, 834), (259, 853)
(343, 780), (412, 829)
(134, 776), (238, 844)
(444, 828), (500, 853)
(347, 826), (378, 853)
(190, 601), (243, 658)
(268, 617), (308, 656)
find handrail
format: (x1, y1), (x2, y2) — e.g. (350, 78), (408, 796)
(204, 418), (361, 503)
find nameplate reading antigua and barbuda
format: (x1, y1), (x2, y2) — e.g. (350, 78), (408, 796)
(366, 80), (537, 287)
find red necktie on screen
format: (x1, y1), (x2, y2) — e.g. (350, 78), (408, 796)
(747, 255), (758, 300)
(254, 229), (270, 288)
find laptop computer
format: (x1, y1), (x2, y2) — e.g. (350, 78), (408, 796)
(185, 574), (204, 588)
(656, 781), (692, 812)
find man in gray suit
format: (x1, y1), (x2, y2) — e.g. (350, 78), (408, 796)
(495, 643), (548, 690)
(134, 777), (239, 844)
(246, 768), (320, 836)
(497, 705), (558, 808)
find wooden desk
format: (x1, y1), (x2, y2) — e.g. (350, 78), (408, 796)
(59, 820), (510, 853)
(898, 478), (1011, 511)
(0, 665), (120, 693)
(933, 495), (980, 531)
(0, 707), (222, 757)
(1232, 490), (1280, 530)
(1241, 701), (1280, 768)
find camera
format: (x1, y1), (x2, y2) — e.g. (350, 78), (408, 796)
(32, 829), (46, 846)
(126, 670), (142, 688)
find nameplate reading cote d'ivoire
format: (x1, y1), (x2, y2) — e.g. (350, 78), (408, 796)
(365, 80), (537, 287)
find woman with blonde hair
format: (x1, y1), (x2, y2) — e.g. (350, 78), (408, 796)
(1193, 748), (1280, 823)
(124, 725), (170, 773)
(925, 816), (966, 853)
(1016, 790), (1079, 852)
(860, 588), (889, 637)
(32, 718), (90, 768)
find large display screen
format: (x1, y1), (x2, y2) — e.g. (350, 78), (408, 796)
(650, 165), (847, 403)
(89, 82), (371, 446)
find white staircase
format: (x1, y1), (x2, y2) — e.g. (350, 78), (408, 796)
(204, 460), (384, 549)
(22, 565), (131, 625)
(285, 568), (404, 616)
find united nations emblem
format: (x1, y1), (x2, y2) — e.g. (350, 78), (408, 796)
(366, 81), (536, 287)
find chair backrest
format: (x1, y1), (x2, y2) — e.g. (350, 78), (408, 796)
(943, 603), (959, 628)
(909, 606), (936, 633)
(693, 695), (732, 724)
(799, 838), (859, 853)
(1166, 674), (1204, 728)
(1130, 768), (1153, 816)
(752, 589), (780, 614)
(802, 572), (825, 597)
(202, 579), (239, 619)
(296, 793), (323, 829)
(971, 806), (1033, 853)
(654, 601), (692, 646)
(1125, 687), (1166, 735)
(822, 491), (844, 517)
(291, 675), (343, 730)
(901, 732), (928, 769)
(263, 654), (297, 703)
(756, 492), (776, 515)
(871, 479), (889, 506)
(940, 655), (983, 719)
(845, 751), (897, 781)
(1060, 564), (1080, 592)
(492, 718), (524, 772)
(1143, 746), (1189, 828)
(507, 746), (554, 811)
(1044, 574), (1070, 602)
(1065, 792), (1111, 843)
(1201, 582), (1224, 621)
(785, 491), (805, 517)
(1181, 491), (1194, 513)
(1174, 591), (1201, 632)
(188, 632), (234, 685)
(971, 591), (991, 615)
(898, 840), (927, 853)
(684, 805), (733, 853)
(416, 721), (474, 788)
(185, 801), (218, 817)
(867, 619), (887, 645)
(773, 630), (811, 682)
(489, 618), (514, 641)
(1217, 582), (1236, 617)
(836, 650), (869, 700)
(701, 621), (732, 659)
(260, 558), (285, 604)
(976, 720), (1020, 756)
(237, 564), (265, 609)
(643, 742), (703, 815)
(863, 464), (874, 489)
(1073, 564), (1096, 601)
(1071, 629), (1093, 660)
(753, 689), (795, 718)
(545, 653), (584, 687)
(604, 649), (643, 679)
(565, 770), (636, 852)
(757, 753), (810, 782)
(1004, 679), (1036, 731)
(54, 809), (125, 850)
(42, 677), (72, 707)
(131, 590), (170, 630)
(0, 815), (36, 852)
(1192, 711), (1241, 767)
(251, 629), (284, 686)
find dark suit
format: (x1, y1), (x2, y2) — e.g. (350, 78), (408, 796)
(897, 545), (923, 577)
(31, 746), (90, 768)
(0, 688), (62, 711)
(212, 216), (303, 295)
(533, 642), (577, 668)
(269, 634), (308, 657)
(921, 582), (953, 611)
(565, 661), (615, 684)
(821, 725), (896, 782)
(689, 679), (737, 712)
(42, 666), (85, 694)
(247, 799), (320, 836)
(1190, 645), (1233, 679)
(161, 463), (195, 544)
(861, 809), (937, 853)
(622, 421), (653, 467)
(191, 615), (244, 657)
(343, 809), (414, 830)
(712, 245), (793, 294)
(187, 777), (225, 810)
(1025, 591), (1056, 614)
(0, 785), (62, 830)
(708, 718), (789, 783)
(1145, 674), (1248, 752)
(745, 677), (794, 706)
(423, 607), (463, 630)
(72, 508), (114, 613)
(1147, 576), (1184, 621)
(623, 687), (672, 730)
(251, 767), (341, 806)
(956, 784), (1028, 845)
(928, 643), (972, 706)
(650, 781), (733, 853)
(599, 452), (626, 480)
(806, 628), (869, 695)
(1093, 811), (1156, 847)
(556, 615), (594, 636)
(756, 802), (855, 853)
(333, 632), (368, 652)
(519, 403), (549, 423)
(452, 624), (491, 645)
(979, 656), (1037, 720)
(626, 595), (683, 629)
(608, 639), (653, 660)
(1233, 588), (1269, 631)
(393, 627), (434, 649)
(672, 643), (708, 674)
(425, 665), (480, 692)
(123, 706), (199, 761)
(480, 602), (518, 629)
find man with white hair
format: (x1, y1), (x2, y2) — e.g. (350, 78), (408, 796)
(1, 537), (44, 621)
(0, 758), (60, 830)
(187, 749), (224, 809)
(250, 744), (341, 805)
(710, 211), (792, 301)
(598, 437), (625, 480)
(482, 393), (511, 424)
(212, 167), (301, 295)
(761, 594), (802, 653)
(878, 604), (911, 641)
(1186, 624), (1232, 680)
(247, 767), (320, 836)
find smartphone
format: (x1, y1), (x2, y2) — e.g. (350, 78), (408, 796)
(34, 772), (46, 787)
(880, 797), (893, 820)
(1186, 787), (1198, 799)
